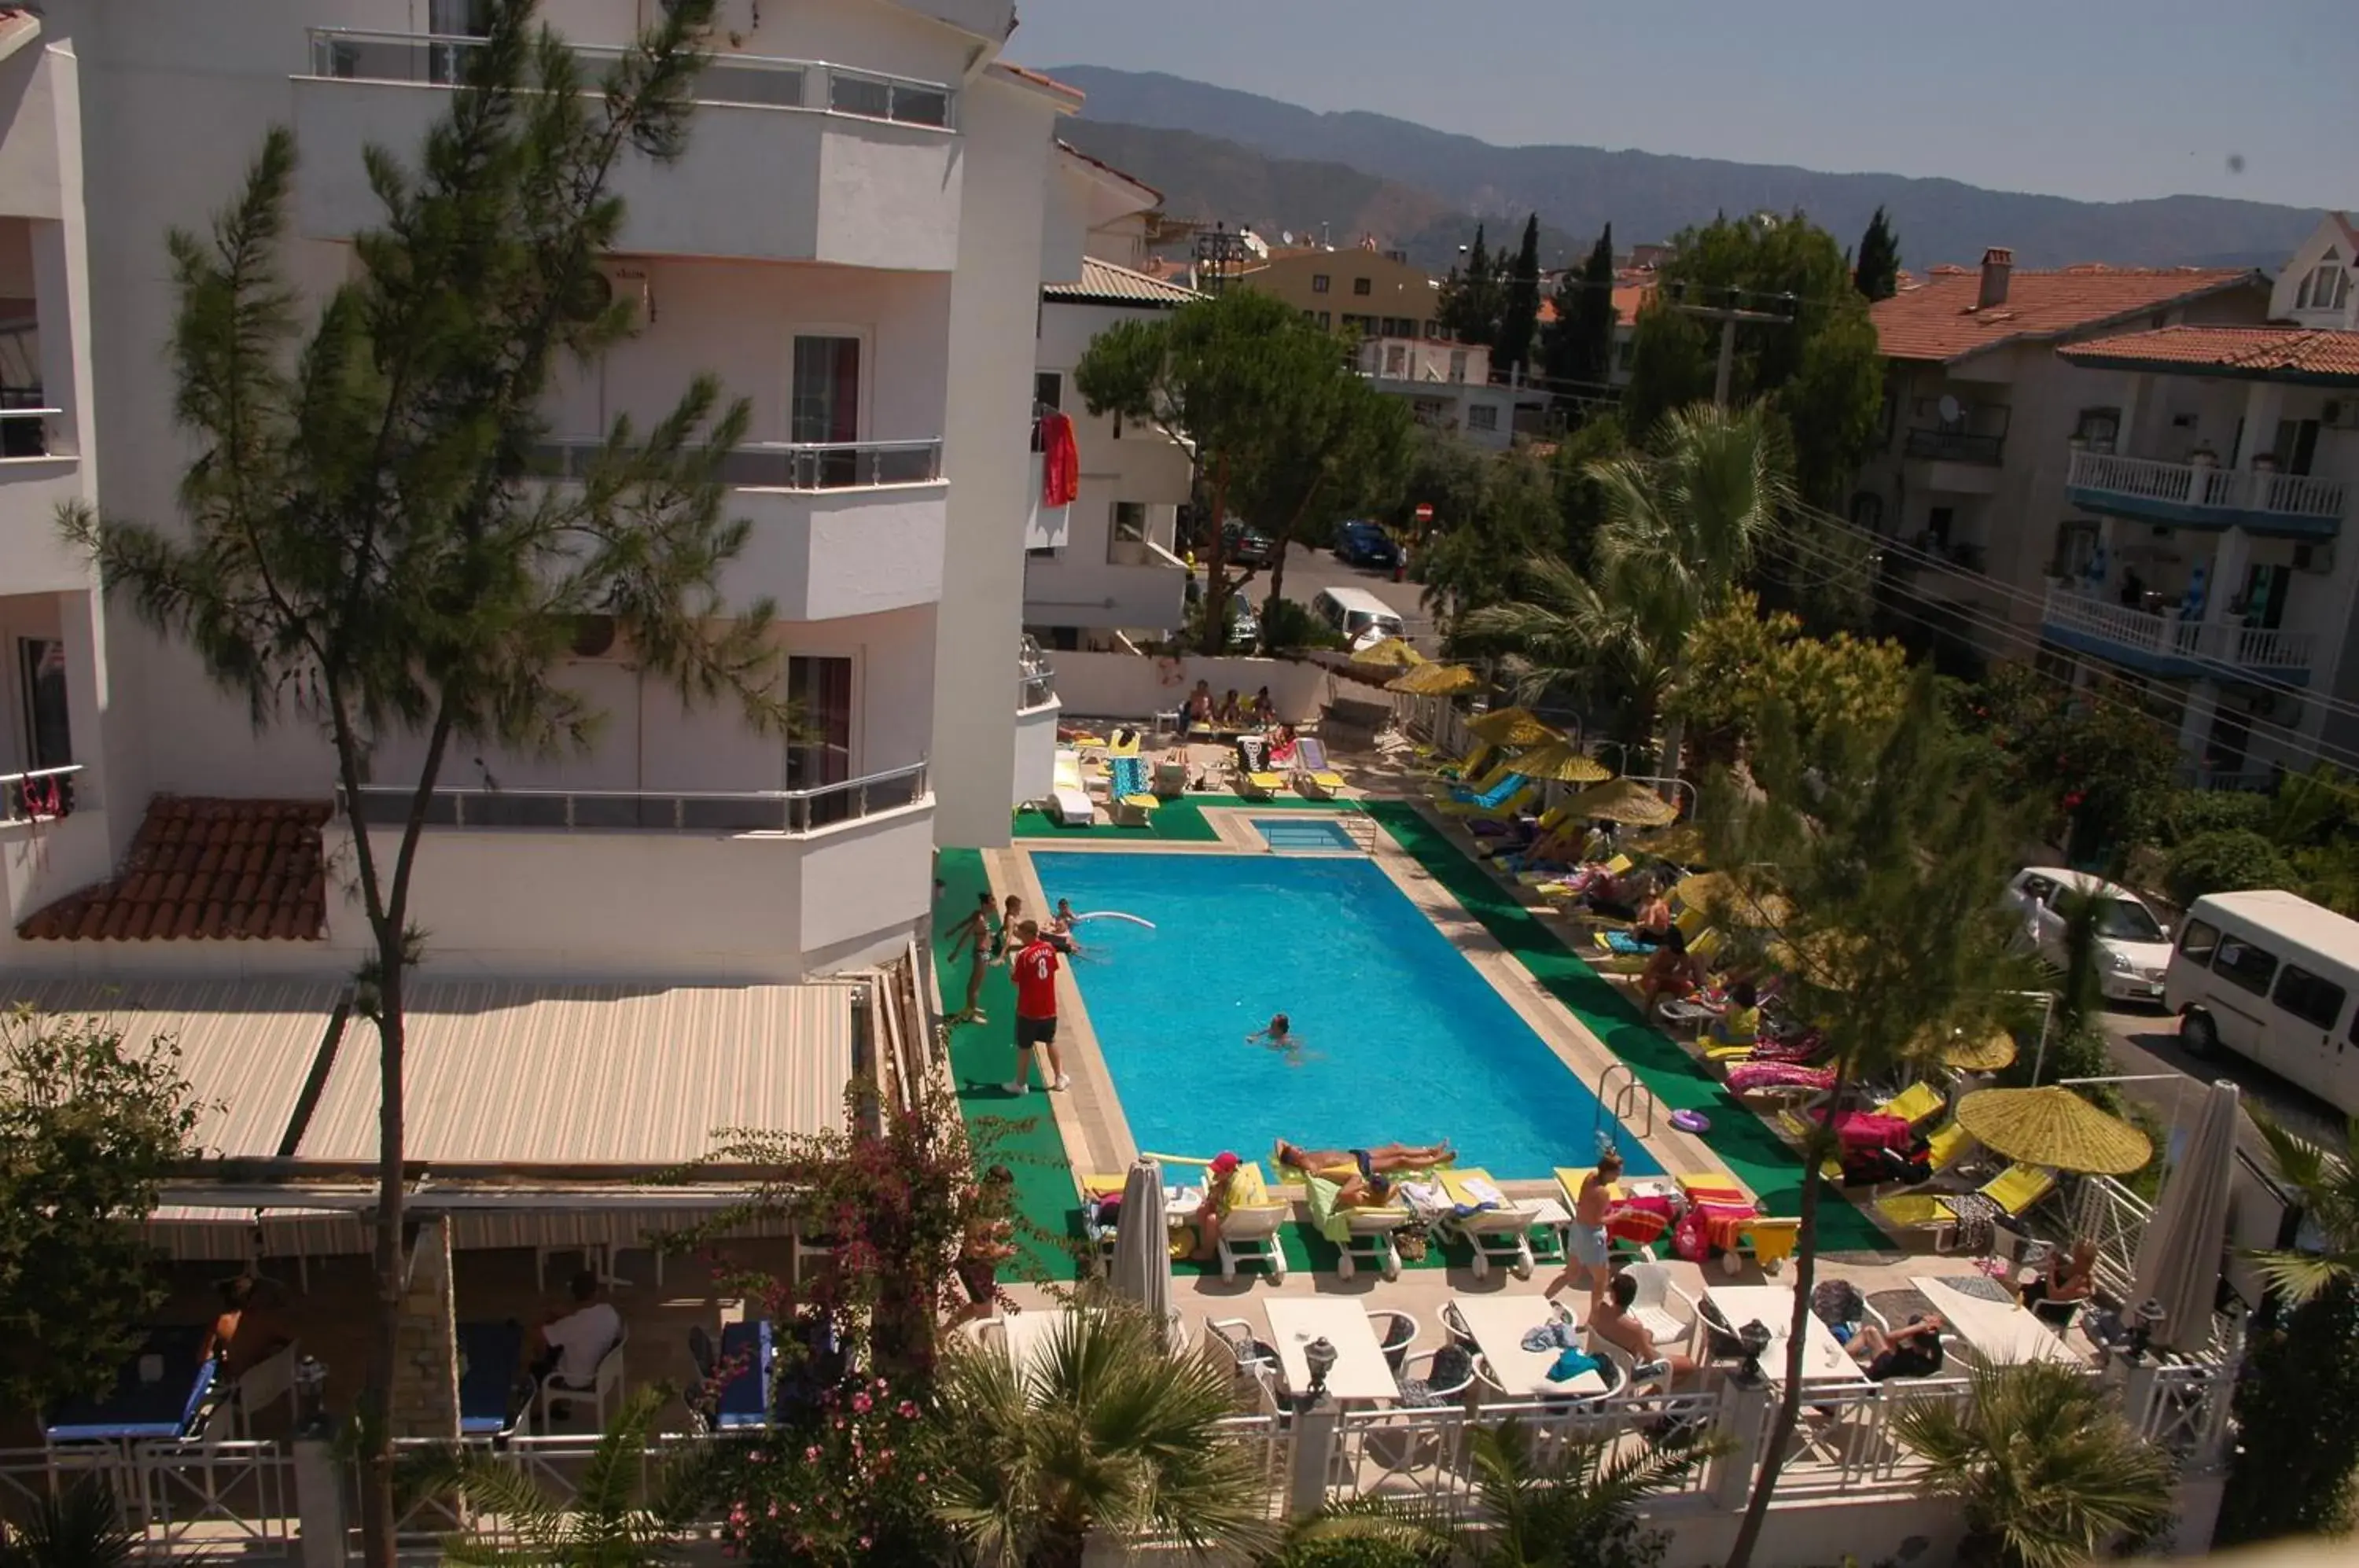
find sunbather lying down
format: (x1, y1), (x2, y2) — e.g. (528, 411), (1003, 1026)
(1275, 1139), (1455, 1205)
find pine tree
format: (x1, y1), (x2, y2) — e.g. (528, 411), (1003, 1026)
(60, 6), (781, 1562)
(1544, 223), (1617, 392)
(1494, 213), (1544, 380)
(1855, 205), (1901, 301)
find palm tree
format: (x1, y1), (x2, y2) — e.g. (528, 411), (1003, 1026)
(1284, 1417), (1717, 1567)
(396, 1387), (707, 1566)
(0, 1479), (138, 1568)
(1462, 403), (1793, 772)
(2249, 1115), (2359, 1305)
(929, 1302), (1277, 1568)
(1893, 1361), (2174, 1568)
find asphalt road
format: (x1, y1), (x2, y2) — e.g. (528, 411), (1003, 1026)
(2095, 1003), (2343, 1160)
(1249, 543), (1436, 643)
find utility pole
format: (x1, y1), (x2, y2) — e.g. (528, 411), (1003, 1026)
(1665, 282), (1797, 406)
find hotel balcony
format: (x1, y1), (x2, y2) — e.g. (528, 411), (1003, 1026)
(293, 31), (962, 270)
(534, 439), (945, 623)
(0, 402), (87, 594)
(2041, 587), (2320, 686)
(334, 764), (934, 977)
(2066, 450), (2346, 538)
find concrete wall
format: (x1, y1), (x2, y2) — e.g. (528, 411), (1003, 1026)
(1043, 650), (1332, 725)
(1012, 693), (1058, 805)
(930, 68), (1059, 848)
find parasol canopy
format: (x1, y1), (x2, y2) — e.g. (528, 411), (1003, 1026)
(1464, 706), (1562, 747)
(1955, 1086), (2151, 1176)
(1505, 738), (1612, 785)
(1565, 775), (1681, 827)
(1673, 871), (1793, 929)
(1384, 662), (1479, 697)
(1351, 637), (1426, 669)
(1912, 1025), (2019, 1073)
(1631, 823), (1708, 866)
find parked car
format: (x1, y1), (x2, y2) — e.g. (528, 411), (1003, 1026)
(1226, 594), (1260, 649)
(1333, 519), (1400, 569)
(2001, 867), (2174, 1003)
(2164, 889), (2359, 1113)
(1220, 519), (1275, 568)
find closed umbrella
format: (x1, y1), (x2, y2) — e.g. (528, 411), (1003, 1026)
(2130, 1079), (2239, 1352)
(1110, 1158), (1176, 1349)
(1507, 738), (1611, 785)
(1565, 776), (1680, 828)
(1465, 706), (1561, 747)
(1351, 637), (1426, 669)
(1955, 1086), (2151, 1176)
(1385, 662), (1479, 697)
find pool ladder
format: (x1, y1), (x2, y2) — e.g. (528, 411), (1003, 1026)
(1340, 810), (1379, 855)
(1594, 1062), (1657, 1145)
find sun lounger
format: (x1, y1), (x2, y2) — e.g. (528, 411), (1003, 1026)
(1876, 1081), (1946, 1129)
(1213, 1163), (1290, 1283)
(1433, 1168), (1541, 1279)
(1109, 793), (1158, 827)
(1875, 1163), (2057, 1248)
(1152, 757), (1190, 798)
(1430, 760), (1518, 804)
(1439, 781), (1536, 822)
(1290, 737), (1348, 800)
(1428, 742), (1498, 783)
(1047, 749), (1096, 826)
(1302, 1173), (1415, 1281)
(1235, 769), (1285, 801)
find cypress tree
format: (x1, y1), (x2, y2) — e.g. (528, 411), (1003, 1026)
(1855, 205), (1901, 301)
(1494, 213), (1544, 379)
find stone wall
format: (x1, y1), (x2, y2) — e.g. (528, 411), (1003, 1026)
(387, 1217), (458, 1439)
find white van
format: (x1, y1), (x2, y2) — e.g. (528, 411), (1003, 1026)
(1309, 586), (1406, 650)
(2163, 889), (2359, 1113)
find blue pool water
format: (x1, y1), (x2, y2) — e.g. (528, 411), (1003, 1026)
(1034, 851), (1662, 1178)
(1254, 817), (1357, 852)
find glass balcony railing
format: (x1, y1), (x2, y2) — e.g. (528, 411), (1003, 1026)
(305, 29), (956, 129)
(340, 761), (929, 835)
(528, 439), (942, 491)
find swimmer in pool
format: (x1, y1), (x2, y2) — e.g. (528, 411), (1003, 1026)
(1246, 1012), (1294, 1047)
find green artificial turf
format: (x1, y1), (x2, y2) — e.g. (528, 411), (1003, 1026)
(1013, 792), (1345, 844)
(1364, 801), (1892, 1251)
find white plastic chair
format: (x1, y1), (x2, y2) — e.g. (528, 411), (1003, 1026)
(1365, 1309), (1422, 1372)
(1215, 1201), (1289, 1283)
(231, 1342), (301, 1437)
(535, 1324), (627, 1433)
(1623, 1262), (1702, 1352)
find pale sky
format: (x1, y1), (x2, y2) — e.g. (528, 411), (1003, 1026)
(1011, 0), (2357, 210)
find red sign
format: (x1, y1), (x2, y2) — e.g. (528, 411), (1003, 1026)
(1413, 503), (1434, 523)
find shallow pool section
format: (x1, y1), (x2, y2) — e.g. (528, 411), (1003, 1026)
(1035, 851), (1662, 1178)
(1254, 817), (1358, 852)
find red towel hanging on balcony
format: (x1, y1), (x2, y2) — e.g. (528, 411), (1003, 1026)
(1039, 412), (1079, 507)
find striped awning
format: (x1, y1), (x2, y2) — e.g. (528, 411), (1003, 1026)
(296, 982), (854, 1167)
(2, 979), (344, 1159)
(143, 1203), (370, 1262)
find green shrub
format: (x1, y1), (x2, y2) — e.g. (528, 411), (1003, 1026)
(2162, 828), (2301, 909)
(1259, 595), (1347, 653)
(2151, 787), (2273, 846)
(1266, 1537), (1440, 1568)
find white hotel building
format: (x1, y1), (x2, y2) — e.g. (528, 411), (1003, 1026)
(2, 0), (1084, 989)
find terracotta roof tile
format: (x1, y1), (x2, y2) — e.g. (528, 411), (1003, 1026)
(2058, 324), (2359, 382)
(1871, 263), (2262, 363)
(16, 795), (334, 943)
(992, 61), (1084, 103)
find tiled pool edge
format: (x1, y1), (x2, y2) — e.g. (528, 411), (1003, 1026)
(1361, 801), (1893, 1250)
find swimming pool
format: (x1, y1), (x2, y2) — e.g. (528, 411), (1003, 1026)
(1032, 850), (1663, 1178)
(1253, 817), (1358, 852)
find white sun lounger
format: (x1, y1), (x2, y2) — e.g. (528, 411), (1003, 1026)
(1048, 749), (1096, 826)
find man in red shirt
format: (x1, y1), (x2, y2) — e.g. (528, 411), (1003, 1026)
(1005, 918), (1070, 1094)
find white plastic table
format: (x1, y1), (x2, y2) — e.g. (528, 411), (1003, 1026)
(1705, 1284), (1864, 1389)
(1913, 1275), (2087, 1367)
(999, 1309), (1098, 1375)
(1264, 1298), (1400, 1404)
(1448, 1294), (1609, 1398)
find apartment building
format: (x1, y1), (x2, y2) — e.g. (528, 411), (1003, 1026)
(1355, 335), (1515, 449)
(2, 0), (1071, 983)
(2041, 215), (2359, 783)
(1859, 249), (2268, 640)
(1234, 242), (1443, 340)
(1023, 143), (1195, 654)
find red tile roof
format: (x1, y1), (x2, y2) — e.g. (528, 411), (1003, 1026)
(992, 61), (1085, 104)
(17, 796), (333, 943)
(1054, 138), (1162, 205)
(1871, 264), (2262, 364)
(2059, 325), (2359, 383)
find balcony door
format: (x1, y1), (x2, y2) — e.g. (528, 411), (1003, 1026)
(791, 334), (863, 487)
(428, 0), (491, 83)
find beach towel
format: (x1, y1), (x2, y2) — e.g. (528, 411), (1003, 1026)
(1546, 1347), (1603, 1383)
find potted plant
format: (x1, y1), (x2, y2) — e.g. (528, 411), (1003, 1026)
(2189, 445), (2218, 469)
(2253, 451), (2280, 473)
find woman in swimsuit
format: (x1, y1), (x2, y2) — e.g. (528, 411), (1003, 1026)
(1272, 1139), (1453, 1182)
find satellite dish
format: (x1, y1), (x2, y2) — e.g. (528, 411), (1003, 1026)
(1938, 394), (1963, 425)
(1281, 230), (1294, 245)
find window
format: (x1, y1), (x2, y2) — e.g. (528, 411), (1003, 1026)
(2213, 934), (2280, 997)
(2073, 407), (2120, 453)
(1467, 404), (1499, 432)
(1316, 311), (1330, 330)
(1448, 350), (1468, 384)
(1383, 316), (1415, 338)
(2296, 255), (2350, 312)
(2273, 966), (2348, 1031)
(2177, 918), (2221, 966)
(1617, 337), (1636, 370)
(2271, 418), (2321, 476)
(17, 638), (70, 771)
(1107, 501), (1148, 565)
(1312, 274), (1331, 294)
(1033, 371), (1062, 411)
(1927, 506), (1955, 547)
(1384, 344), (1407, 377)
(2051, 521), (2098, 580)
(1352, 278), (1372, 296)
(1849, 491), (1884, 531)
(426, 0), (491, 82)
(786, 655), (853, 801)
(792, 334), (861, 485)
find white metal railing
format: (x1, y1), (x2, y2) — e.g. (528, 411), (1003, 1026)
(2068, 449), (2348, 521)
(305, 29), (956, 129)
(2041, 586), (2318, 672)
(531, 438), (941, 491)
(0, 401), (61, 458)
(1, 761), (81, 826)
(1327, 1389), (1731, 1510)
(0, 1440), (300, 1560)
(2067, 1172), (2154, 1303)
(1751, 1375), (1971, 1496)
(339, 760), (929, 835)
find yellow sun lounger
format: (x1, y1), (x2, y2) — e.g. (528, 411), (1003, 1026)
(1876, 1081), (1946, 1129)
(1109, 793), (1159, 827)
(1429, 758), (1516, 801)
(1294, 769), (1348, 801)
(1235, 770), (1286, 801)
(1439, 782), (1539, 823)
(1875, 1163), (2057, 1246)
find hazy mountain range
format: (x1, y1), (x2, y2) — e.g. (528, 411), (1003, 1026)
(1052, 67), (2324, 274)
